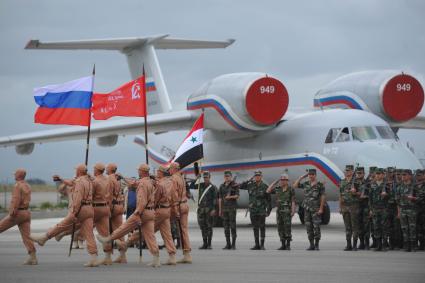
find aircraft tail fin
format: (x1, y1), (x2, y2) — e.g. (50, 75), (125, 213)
(25, 35), (235, 114)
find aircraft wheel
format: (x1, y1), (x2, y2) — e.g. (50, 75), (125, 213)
(298, 206), (305, 224)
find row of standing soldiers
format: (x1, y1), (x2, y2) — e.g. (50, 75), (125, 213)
(339, 165), (425, 252)
(0, 162), (193, 266)
(194, 168), (326, 251)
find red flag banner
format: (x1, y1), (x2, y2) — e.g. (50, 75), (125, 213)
(92, 76), (146, 120)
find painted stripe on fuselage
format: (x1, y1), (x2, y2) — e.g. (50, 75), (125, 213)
(314, 95), (363, 110)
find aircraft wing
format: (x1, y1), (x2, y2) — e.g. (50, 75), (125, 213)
(0, 110), (196, 154)
(391, 116), (425, 130)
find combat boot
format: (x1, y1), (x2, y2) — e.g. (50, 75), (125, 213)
(99, 252), (113, 265)
(344, 237), (352, 251)
(164, 254), (176, 265)
(177, 251), (192, 264)
(352, 238), (358, 251)
(199, 237), (207, 250)
(286, 239), (291, 250)
(358, 237), (365, 250)
(207, 235), (212, 250)
(84, 254), (100, 267)
(148, 254), (161, 267)
(365, 237), (370, 250)
(277, 240), (286, 250)
(113, 249), (127, 264)
(96, 234), (112, 245)
(231, 236), (236, 250)
(374, 238), (382, 251)
(382, 238), (389, 251)
(30, 233), (48, 246)
(23, 251), (38, 265)
(260, 238), (266, 250)
(223, 236), (231, 250)
(306, 239), (315, 251)
(314, 239), (320, 251)
(54, 231), (66, 242)
(251, 237), (260, 250)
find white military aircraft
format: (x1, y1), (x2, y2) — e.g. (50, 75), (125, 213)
(1, 35), (424, 224)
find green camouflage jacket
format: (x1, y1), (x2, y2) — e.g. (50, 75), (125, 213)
(298, 181), (325, 212)
(197, 182), (218, 209)
(240, 180), (270, 216)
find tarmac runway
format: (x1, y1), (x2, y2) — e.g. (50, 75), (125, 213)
(1, 212), (424, 283)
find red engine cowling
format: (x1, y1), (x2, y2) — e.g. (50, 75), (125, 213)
(187, 73), (289, 131)
(314, 70), (424, 123)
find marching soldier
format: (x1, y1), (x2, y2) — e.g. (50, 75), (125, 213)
(339, 165), (360, 251)
(415, 169), (425, 250)
(0, 169), (37, 265)
(266, 173), (295, 250)
(240, 171), (271, 250)
(196, 171), (217, 250)
(368, 168), (388, 251)
(97, 164), (160, 267)
(31, 164), (99, 267)
(169, 162), (192, 263)
(294, 169), (326, 251)
(218, 170), (239, 250)
(396, 169), (417, 252)
(106, 163), (127, 263)
(154, 165), (177, 265)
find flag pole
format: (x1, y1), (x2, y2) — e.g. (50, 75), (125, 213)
(84, 64), (95, 166)
(143, 64), (149, 165)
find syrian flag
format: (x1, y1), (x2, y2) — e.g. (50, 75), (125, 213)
(172, 113), (204, 169)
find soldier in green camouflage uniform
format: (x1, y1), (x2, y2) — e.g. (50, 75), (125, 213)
(339, 165), (361, 251)
(218, 171), (239, 250)
(360, 166), (376, 250)
(383, 167), (400, 250)
(266, 173), (295, 250)
(240, 171), (271, 250)
(415, 170), (425, 250)
(369, 168), (388, 251)
(394, 168), (404, 249)
(196, 171), (217, 249)
(396, 169), (417, 252)
(294, 169), (326, 251)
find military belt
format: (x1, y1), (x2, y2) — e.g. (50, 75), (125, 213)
(18, 207), (29, 210)
(81, 201), (92, 206)
(92, 203), (108, 207)
(112, 200), (124, 205)
(179, 200), (187, 204)
(156, 204), (170, 209)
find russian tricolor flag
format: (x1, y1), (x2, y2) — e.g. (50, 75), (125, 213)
(33, 76), (94, 126)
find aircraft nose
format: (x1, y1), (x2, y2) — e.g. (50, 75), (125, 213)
(355, 141), (423, 170)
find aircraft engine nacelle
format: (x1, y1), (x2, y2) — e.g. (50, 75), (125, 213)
(187, 72), (289, 131)
(314, 70), (425, 123)
(15, 143), (34, 155)
(96, 135), (118, 147)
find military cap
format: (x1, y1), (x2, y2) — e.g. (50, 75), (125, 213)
(106, 163), (118, 171)
(224, 170), (232, 176)
(138, 164), (150, 172)
(369, 166), (377, 173)
(386, 167), (395, 173)
(254, 170), (262, 176)
(307, 168), (317, 175)
(280, 173), (289, 180)
(375, 168), (384, 174)
(396, 169), (403, 174)
(168, 162), (180, 170)
(203, 171), (211, 177)
(94, 162), (105, 171)
(403, 169), (413, 175)
(157, 165), (168, 173)
(415, 169), (423, 175)
(345, 165), (354, 171)
(356, 167), (365, 173)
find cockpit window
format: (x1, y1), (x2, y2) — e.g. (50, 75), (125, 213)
(325, 128), (341, 143)
(352, 126), (377, 141)
(336, 127), (351, 142)
(376, 126), (396, 140)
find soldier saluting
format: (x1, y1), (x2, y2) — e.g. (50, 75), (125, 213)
(294, 169), (326, 251)
(218, 171), (239, 250)
(266, 173), (295, 250)
(240, 170), (271, 250)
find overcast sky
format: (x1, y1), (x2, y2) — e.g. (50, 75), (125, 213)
(0, 0), (424, 182)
